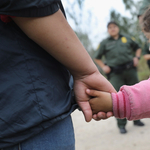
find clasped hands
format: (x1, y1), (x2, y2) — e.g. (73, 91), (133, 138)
(74, 70), (116, 122)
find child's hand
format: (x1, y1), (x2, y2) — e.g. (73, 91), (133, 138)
(86, 89), (113, 114)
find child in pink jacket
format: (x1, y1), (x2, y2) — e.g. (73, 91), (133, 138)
(86, 78), (150, 120)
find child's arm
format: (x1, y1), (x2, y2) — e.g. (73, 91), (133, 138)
(12, 10), (116, 122)
(87, 78), (150, 120)
(112, 78), (150, 120)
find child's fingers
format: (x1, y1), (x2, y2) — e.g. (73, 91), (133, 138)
(86, 89), (100, 97)
(106, 112), (114, 118)
(93, 113), (107, 120)
(93, 114), (101, 121)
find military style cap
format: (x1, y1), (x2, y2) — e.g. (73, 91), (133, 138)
(138, 0), (150, 17)
(107, 21), (119, 28)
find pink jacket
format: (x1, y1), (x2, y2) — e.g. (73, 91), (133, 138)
(112, 78), (150, 120)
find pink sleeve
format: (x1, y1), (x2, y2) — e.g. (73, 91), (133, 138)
(111, 78), (150, 121)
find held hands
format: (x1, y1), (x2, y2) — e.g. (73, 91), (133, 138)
(74, 70), (116, 122)
(12, 11), (115, 122)
(86, 89), (113, 115)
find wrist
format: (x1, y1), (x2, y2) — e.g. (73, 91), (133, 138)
(135, 56), (140, 60)
(108, 94), (113, 112)
(102, 65), (107, 70)
(72, 68), (99, 80)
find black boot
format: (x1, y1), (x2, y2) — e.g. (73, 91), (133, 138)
(134, 120), (145, 126)
(119, 127), (127, 134)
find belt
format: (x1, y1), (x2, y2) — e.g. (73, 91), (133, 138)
(110, 60), (134, 74)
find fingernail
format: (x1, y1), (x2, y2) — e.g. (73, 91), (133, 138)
(86, 89), (90, 93)
(100, 115), (104, 118)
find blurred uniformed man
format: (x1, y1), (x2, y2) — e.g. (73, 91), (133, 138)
(138, 0), (150, 68)
(94, 21), (144, 134)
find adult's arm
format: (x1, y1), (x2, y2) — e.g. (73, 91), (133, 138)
(94, 59), (111, 74)
(135, 48), (142, 58)
(133, 48), (142, 67)
(130, 37), (141, 67)
(94, 59), (105, 68)
(12, 9), (116, 122)
(144, 54), (150, 60)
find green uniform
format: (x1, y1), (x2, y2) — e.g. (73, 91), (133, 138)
(95, 34), (141, 128)
(142, 42), (150, 55)
(138, 0), (150, 16)
(142, 41), (150, 68)
(95, 35), (140, 67)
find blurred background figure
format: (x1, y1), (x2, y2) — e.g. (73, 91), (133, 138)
(94, 21), (144, 134)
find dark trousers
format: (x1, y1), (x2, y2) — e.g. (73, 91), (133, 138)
(147, 60), (150, 69)
(109, 67), (140, 128)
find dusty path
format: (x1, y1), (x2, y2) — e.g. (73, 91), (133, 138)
(72, 110), (150, 150)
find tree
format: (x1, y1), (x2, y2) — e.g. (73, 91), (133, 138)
(64, 0), (85, 28)
(63, 0), (94, 54)
(110, 0), (144, 43)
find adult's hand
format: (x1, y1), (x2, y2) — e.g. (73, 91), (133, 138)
(73, 70), (116, 122)
(133, 57), (139, 67)
(102, 65), (111, 74)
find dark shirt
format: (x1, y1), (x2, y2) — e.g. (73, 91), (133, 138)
(0, 0), (77, 148)
(0, 0), (60, 17)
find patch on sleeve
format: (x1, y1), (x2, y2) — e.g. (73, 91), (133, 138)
(131, 37), (136, 41)
(121, 37), (127, 43)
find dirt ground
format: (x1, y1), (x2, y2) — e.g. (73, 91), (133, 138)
(71, 110), (150, 150)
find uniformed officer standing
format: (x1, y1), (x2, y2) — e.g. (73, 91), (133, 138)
(138, 0), (150, 68)
(94, 21), (144, 134)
